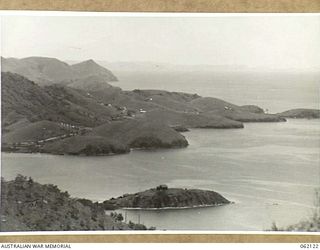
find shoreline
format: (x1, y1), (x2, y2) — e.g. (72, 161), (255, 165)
(2, 118), (319, 157)
(117, 202), (233, 211)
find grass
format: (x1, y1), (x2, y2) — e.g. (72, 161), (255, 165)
(271, 188), (320, 232)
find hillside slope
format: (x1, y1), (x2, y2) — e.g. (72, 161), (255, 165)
(277, 109), (320, 119)
(42, 135), (129, 155)
(2, 57), (73, 85)
(65, 75), (121, 93)
(190, 97), (285, 122)
(1, 72), (121, 129)
(0, 176), (148, 231)
(145, 109), (243, 128)
(2, 120), (69, 144)
(84, 88), (283, 128)
(91, 117), (188, 149)
(2, 72), (53, 127)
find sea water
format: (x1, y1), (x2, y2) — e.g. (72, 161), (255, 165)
(112, 71), (320, 113)
(2, 119), (319, 231)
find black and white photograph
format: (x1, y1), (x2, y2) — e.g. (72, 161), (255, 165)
(0, 12), (319, 232)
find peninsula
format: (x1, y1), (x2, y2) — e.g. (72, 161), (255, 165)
(2, 57), (318, 156)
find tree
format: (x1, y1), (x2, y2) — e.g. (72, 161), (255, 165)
(116, 213), (124, 222)
(110, 212), (124, 222)
(28, 177), (34, 184)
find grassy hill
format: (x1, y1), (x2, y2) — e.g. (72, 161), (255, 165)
(145, 109), (243, 128)
(240, 105), (265, 114)
(190, 97), (285, 122)
(91, 117), (189, 149)
(2, 57), (73, 85)
(127, 89), (200, 113)
(65, 75), (121, 92)
(42, 135), (129, 155)
(2, 120), (69, 144)
(277, 109), (320, 119)
(2, 72), (54, 127)
(86, 88), (284, 126)
(82, 87), (282, 128)
(2, 118), (31, 133)
(1, 72), (121, 129)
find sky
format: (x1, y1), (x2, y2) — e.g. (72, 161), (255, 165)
(1, 14), (320, 70)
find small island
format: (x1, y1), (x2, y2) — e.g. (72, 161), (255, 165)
(103, 185), (230, 210)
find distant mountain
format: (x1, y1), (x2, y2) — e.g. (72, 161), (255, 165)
(1, 57), (117, 86)
(71, 59), (118, 81)
(2, 57), (72, 85)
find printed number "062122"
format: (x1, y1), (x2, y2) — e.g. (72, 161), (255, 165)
(300, 244), (319, 249)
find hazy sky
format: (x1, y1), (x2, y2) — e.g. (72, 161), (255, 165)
(1, 14), (320, 70)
